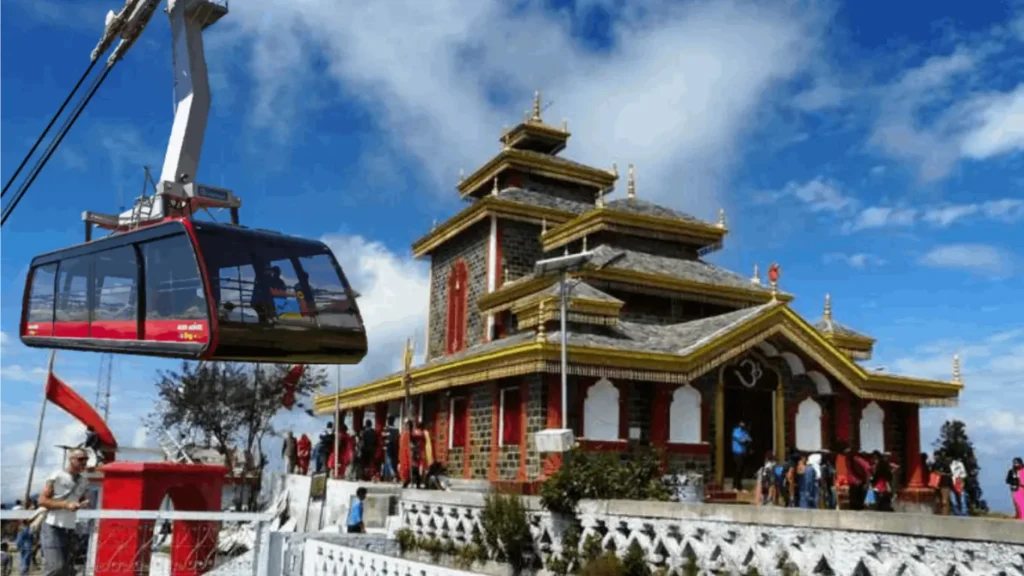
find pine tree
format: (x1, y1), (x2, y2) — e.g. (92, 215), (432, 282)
(932, 419), (988, 512)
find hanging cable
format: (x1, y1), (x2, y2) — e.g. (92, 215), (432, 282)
(1, 64), (115, 227)
(1, 59), (99, 199)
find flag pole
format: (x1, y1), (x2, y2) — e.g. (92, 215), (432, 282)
(25, 350), (56, 504)
(333, 366), (340, 479)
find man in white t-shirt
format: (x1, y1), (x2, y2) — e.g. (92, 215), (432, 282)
(38, 448), (90, 576)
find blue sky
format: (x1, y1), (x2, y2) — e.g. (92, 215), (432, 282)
(1, 0), (1022, 511)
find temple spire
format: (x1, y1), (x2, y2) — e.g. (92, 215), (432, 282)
(536, 300), (547, 341)
(531, 90), (543, 123)
(627, 164), (636, 199)
(542, 218), (548, 234)
(582, 235), (588, 251)
(750, 263), (761, 285)
(952, 354), (962, 385)
(491, 177), (499, 196)
(824, 293), (832, 320)
(596, 187), (606, 208)
(717, 208), (726, 229)
(768, 262), (781, 301)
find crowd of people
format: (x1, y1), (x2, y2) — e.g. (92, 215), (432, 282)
(282, 416), (448, 490)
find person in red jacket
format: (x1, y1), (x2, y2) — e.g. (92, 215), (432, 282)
(296, 434), (312, 475)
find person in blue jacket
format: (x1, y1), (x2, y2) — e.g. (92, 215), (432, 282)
(731, 421), (752, 491)
(346, 487), (368, 533)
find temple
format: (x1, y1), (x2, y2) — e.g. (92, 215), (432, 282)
(314, 92), (962, 502)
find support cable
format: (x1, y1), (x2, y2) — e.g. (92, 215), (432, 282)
(1, 59), (98, 198)
(1, 64), (115, 227)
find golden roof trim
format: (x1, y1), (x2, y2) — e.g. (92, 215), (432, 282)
(456, 149), (617, 198)
(540, 207), (727, 252)
(823, 331), (877, 350)
(317, 304), (959, 412)
(511, 293), (623, 318)
(586, 268), (794, 305)
(411, 197), (575, 258)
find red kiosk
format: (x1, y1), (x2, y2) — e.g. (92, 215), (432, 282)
(95, 463), (227, 576)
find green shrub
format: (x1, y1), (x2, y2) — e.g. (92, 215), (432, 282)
(395, 528), (416, 554)
(579, 552), (624, 576)
(621, 541), (651, 576)
(540, 447), (679, 515)
(416, 536), (442, 561)
(480, 492), (535, 575)
(547, 555), (570, 576)
(454, 544), (484, 569)
(581, 533), (604, 564)
(561, 521), (582, 570)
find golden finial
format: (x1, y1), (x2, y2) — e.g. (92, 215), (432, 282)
(627, 164), (636, 199)
(541, 218), (548, 234)
(536, 300), (547, 341)
(824, 293), (832, 320)
(717, 208), (726, 229)
(582, 235), (588, 252)
(596, 187), (606, 208)
(611, 162), (619, 178)
(531, 90), (542, 122)
(750, 263), (761, 285)
(952, 354), (961, 385)
(502, 265), (509, 284)
(492, 177), (499, 196)
(562, 119), (569, 132)
(459, 168), (465, 183)
(402, 337), (415, 374)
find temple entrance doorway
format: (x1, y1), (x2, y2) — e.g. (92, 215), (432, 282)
(721, 355), (777, 487)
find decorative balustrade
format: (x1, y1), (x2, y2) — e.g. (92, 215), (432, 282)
(301, 536), (485, 576)
(397, 489), (1024, 576)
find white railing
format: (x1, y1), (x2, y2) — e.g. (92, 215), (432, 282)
(301, 537), (485, 576)
(397, 489), (1024, 576)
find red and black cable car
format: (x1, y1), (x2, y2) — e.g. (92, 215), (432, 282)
(20, 218), (367, 364)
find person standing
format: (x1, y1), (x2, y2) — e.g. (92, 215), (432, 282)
(14, 521), (34, 576)
(346, 487), (368, 533)
(382, 417), (399, 482)
(314, 422), (334, 474)
(1006, 457), (1023, 520)
(38, 448), (90, 576)
(949, 458), (968, 516)
(730, 422), (752, 492)
(297, 433), (312, 475)
(282, 431), (298, 474)
(359, 420), (377, 482)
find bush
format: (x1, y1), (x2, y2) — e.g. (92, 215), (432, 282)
(622, 541), (651, 576)
(540, 447), (678, 515)
(580, 552), (624, 576)
(395, 528), (416, 554)
(480, 492), (535, 575)
(581, 533), (604, 564)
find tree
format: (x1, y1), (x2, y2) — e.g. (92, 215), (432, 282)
(932, 419), (988, 513)
(148, 362), (329, 509)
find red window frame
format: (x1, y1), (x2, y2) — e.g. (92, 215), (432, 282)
(445, 260), (469, 355)
(450, 397), (468, 449)
(500, 387), (522, 446)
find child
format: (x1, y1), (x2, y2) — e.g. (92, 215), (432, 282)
(346, 487), (368, 533)
(1, 542), (12, 576)
(755, 452), (776, 506)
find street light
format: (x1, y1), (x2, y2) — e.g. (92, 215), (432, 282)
(532, 249), (624, 453)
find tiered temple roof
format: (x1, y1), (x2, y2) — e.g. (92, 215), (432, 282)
(316, 92), (961, 413)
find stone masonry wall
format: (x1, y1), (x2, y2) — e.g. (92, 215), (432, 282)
(466, 382), (493, 479)
(427, 220), (489, 360)
(499, 219), (545, 283)
(524, 374), (546, 480)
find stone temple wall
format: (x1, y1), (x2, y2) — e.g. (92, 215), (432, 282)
(398, 489), (1024, 576)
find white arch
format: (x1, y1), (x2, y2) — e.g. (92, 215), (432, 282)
(795, 397), (823, 451)
(757, 342), (780, 357)
(807, 370), (833, 395)
(583, 378), (619, 441)
(669, 384), (702, 444)
(778, 351), (807, 376)
(859, 401), (886, 453)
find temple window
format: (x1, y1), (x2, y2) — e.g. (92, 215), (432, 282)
(669, 384), (702, 444)
(795, 397), (823, 451)
(859, 401), (886, 453)
(583, 378), (619, 441)
(445, 260), (469, 355)
(499, 387), (522, 446)
(449, 397), (468, 449)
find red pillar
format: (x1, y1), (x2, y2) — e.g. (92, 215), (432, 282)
(95, 463), (226, 576)
(905, 404), (925, 487)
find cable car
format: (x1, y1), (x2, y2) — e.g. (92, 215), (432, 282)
(20, 218), (368, 364)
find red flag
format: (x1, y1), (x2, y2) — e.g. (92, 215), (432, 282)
(281, 365), (305, 410)
(45, 372), (118, 449)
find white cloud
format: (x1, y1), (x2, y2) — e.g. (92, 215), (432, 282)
(220, 0), (824, 217)
(958, 84), (1024, 159)
(842, 198), (1023, 232)
(322, 234), (430, 386)
(822, 252), (886, 269)
(1, 364), (48, 383)
(792, 80), (846, 112)
(844, 206), (917, 232)
(918, 243), (1014, 277)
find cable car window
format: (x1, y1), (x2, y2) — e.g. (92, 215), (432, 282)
(295, 253), (359, 329)
(94, 246), (138, 321)
(27, 263), (58, 323)
(55, 256), (92, 322)
(141, 234), (207, 321)
(216, 263), (259, 323)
